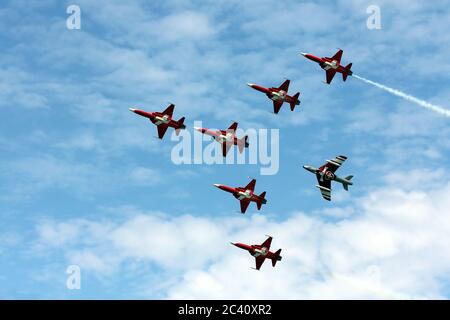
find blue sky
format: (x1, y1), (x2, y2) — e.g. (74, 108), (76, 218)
(1, 0), (450, 299)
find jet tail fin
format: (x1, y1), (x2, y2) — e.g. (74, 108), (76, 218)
(175, 117), (186, 135)
(343, 63), (353, 81)
(272, 249), (282, 267)
(342, 175), (353, 191)
(290, 92), (300, 111)
(237, 135), (249, 153)
(256, 191), (266, 210)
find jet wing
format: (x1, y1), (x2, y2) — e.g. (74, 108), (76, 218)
(222, 142), (233, 157)
(273, 101), (283, 114)
(228, 122), (238, 132)
(326, 69), (337, 84)
(240, 199), (251, 214)
(244, 179), (256, 191)
(315, 176), (332, 201)
(278, 79), (290, 92)
(255, 256), (265, 270)
(319, 155), (347, 173)
(156, 123), (169, 139)
(261, 236), (272, 250)
(331, 49), (343, 63)
(162, 104), (175, 117)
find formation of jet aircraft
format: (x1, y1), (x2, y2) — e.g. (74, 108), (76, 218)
(214, 179), (267, 214)
(129, 48), (356, 270)
(301, 49), (353, 84)
(194, 122), (249, 157)
(247, 79), (300, 114)
(232, 236), (282, 270)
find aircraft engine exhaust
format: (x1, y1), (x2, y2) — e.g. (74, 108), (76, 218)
(353, 74), (450, 118)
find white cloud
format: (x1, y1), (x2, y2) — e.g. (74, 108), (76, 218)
(56, 132), (99, 151)
(0, 155), (108, 201)
(37, 221), (82, 248)
(129, 167), (162, 186)
(157, 11), (217, 41)
(383, 168), (444, 190)
(167, 181), (450, 299)
(33, 173), (450, 299)
(0, 67), (49, 109)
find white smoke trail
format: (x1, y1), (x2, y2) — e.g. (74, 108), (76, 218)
(353, 74), (450, 118)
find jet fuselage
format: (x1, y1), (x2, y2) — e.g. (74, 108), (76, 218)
(232, 242), (282, 261)
(303, 165), (353, 186)
(129, 108), (186, 130)
(194, 128), (248, 147)
(301, 53), (353, 76)
(247, 83), (300, 106)
(213, 184), (267, 204)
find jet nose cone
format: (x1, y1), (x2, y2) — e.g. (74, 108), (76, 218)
(194, 127), (202, 131)
(300, 52), (307, 56)
(213, 183), (221, 188)
(302, 165), (307, 169)
(129, 108), (137, 112)
(247, 83), (255, 87)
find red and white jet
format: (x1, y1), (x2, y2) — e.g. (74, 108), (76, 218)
(247, 79), (300, 114)
(301, 49), (353, 84)
(214, 179), (267, 214)
(232, 236), (282, 270)
(129, 104), (186, 139)
(194, 122), (249, 157)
